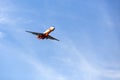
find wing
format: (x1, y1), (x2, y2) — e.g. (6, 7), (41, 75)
(26, 31), (43, 35)
(47, 35), (60, 41)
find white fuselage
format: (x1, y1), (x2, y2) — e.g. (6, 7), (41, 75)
(43, 26), (55, 36)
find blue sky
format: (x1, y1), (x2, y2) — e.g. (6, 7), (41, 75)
(0, 0), (120, 80)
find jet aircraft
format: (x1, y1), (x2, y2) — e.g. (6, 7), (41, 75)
(26, 26), (59, 41)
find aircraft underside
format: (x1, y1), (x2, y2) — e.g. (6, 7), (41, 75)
(37, 34), (46, 39)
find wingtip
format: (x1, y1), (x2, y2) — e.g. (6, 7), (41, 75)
(57, 39), (60, 41)
(25, 31), (28, 32)
(26, 31), (31, 33)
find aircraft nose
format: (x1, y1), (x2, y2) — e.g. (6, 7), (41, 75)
(50, 26), (55, 30)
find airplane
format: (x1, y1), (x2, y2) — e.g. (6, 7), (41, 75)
(26, 26), (59, 41)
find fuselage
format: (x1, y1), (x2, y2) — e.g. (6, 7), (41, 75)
(37, 34), (46, 39)
(37, 26), (55, 39)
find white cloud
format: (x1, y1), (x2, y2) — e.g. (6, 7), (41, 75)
(0, 17), (11, 24)
(0, 17), (5, 23)
(21, 54), (67, 80)
(0, 40), (67, 80)
(54, 36), (120, 80)
(98, 1), (116, 28)
(0, 1), (27, 25)
(0, 31), (4, 39)
(0, 0), (119, 80)
(0, 1), (16, 25)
